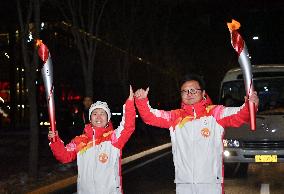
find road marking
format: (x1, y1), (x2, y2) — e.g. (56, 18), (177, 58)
(122, 143), (172, 165)
(122, 151), (171, 174)
(260, 184), (270, 194)
(28, 143), (172, 194)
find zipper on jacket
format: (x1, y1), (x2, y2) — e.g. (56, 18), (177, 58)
(92, 127), (95, 146)
(192, 107), (196, 119)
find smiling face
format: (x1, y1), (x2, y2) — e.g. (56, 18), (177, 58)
(90, 108), (108, 128)
(180, 80), (205, 105)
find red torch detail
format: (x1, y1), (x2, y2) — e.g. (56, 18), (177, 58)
(36, 40), (49, 63)
(227, 19), (256, 131)
(231, 31), (244, 56)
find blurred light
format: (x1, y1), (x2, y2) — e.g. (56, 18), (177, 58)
(41, 22), (45, 30)
(233, 140), (240, 147)
(223, 139), (240, 148)
(0, 97), (4, 103)
(111, 112), (139, 118)
(4, 52), (9, 59)
(17, 104), (25, 108)
(40, 121), (50, 126)
(253, 36), (259, 40)
(27, 32), (33, 42)
(0, 108), (8, 118)
(223, 139), (228, 147)
(224, 150), (230, 157)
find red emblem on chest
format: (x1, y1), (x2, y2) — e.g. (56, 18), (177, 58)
(99, 153), (108, 163)
(201, 128), (210, 138)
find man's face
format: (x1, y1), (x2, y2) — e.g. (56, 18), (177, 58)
(90, 108), (108, 128)
(180, 80), (205, 105)
(83, 97), (93, 109)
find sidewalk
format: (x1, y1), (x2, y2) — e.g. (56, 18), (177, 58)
(0, 128), (170, 193)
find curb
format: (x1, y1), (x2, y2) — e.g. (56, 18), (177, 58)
(27, 176), (77, 194)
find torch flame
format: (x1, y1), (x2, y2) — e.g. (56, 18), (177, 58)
(36, 39), (43, 47)
(227, 19), (241, 31)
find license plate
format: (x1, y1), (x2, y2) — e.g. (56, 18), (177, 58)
(255, 155), (277, 162)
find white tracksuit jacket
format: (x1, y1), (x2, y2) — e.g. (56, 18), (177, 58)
(135, 96), (251, 191)
(50, 99), (135, 194)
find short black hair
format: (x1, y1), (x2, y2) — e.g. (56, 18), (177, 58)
(179, 74), (206, 90)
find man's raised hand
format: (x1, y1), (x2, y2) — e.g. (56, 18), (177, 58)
(134, 87), (149, 99)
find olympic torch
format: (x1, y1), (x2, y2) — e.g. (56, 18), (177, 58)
(227, 19), (256, 131)
(36, 40), (57, 141)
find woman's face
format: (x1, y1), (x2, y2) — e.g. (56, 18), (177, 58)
(90, 108), (108, 128)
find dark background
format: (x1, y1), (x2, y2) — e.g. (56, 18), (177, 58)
(0, 0), (284, 126)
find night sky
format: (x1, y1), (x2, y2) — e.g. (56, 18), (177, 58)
(0, 0), (284, 104)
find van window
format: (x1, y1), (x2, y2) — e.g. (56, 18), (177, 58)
(220, 78), (284, 114)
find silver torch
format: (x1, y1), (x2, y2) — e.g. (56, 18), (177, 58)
(227, 19), (256, 131)
(36, 40), (57, 141)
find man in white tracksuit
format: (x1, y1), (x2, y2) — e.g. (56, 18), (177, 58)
(134, 74), (259, 194)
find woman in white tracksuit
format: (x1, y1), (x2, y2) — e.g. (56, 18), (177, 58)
(48, 86), (136, 194)
(134, 74), (259, 194)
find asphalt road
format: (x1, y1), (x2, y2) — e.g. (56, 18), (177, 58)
(123, 150), (284, 194)
(53, 147), (284, 194)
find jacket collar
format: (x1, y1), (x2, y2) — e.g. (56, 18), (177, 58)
(84, 122), (114, 139)
(181, 93), (212, 117)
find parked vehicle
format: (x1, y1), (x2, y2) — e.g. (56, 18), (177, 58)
(219, 64), (284, 176)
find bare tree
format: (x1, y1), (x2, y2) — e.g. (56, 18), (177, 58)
(16, 0), (41, 178)
(53, 0), (109, 98)
(106, 0), (139, 95)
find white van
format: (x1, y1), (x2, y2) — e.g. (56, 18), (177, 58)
(219, 64), (284, 176)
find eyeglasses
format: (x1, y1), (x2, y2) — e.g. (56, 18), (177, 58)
(181, 88), (202, 95)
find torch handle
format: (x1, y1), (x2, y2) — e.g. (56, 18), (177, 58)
(47, 96), (56, 142)
(249, 101), (256, 130)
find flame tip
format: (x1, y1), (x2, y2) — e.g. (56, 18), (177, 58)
(36, 39), (43, 47)
(227, 19), (241, 31)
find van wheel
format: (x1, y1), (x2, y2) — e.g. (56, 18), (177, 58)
(224, 163), (248, 178)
